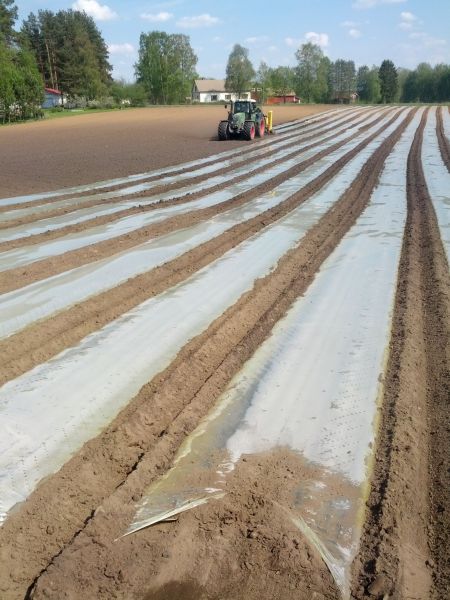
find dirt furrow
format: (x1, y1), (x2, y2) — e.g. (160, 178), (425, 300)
(0, 110), (412, 387)
(0, 108), (380, 246)
(0, 109), (400, 295)
(0, 107), (414, 600)
(0, 109), (352, 219)
(436, 105), (450, 170)
(351, 109), (450, 599)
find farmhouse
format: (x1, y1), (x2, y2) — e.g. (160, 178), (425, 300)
(42, 87), (63, 109)
(192, 79), (251, 103)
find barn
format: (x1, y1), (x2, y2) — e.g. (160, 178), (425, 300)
(192, 79), (251, 103)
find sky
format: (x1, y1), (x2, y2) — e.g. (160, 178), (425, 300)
(16, 0), (450, 81)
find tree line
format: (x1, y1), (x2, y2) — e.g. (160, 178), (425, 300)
(226, 42), (450, 105)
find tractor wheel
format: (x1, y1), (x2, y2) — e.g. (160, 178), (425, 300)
(243, 120), (255, 141)
(218, 121), (229, 140)
(255, 117), (265, 137)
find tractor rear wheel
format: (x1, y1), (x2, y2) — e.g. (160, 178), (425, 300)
(243, 120), (255, 141)
(255, 117), (265, 137)
(218, 121), (229, 140)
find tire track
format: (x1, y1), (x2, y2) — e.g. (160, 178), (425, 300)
(0, 108), (401, 293)
(352, 109), (450, 599)
(0, 107), (415, 600)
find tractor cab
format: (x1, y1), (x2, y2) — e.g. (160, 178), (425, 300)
(231, 99), (258, 118)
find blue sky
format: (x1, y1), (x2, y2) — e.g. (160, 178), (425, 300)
(16, 0), (450, 81)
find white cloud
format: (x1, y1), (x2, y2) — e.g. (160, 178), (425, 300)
(108, 43), (135, 55)
(244, 35), (270, 45)
(140, 11), (173, 22)
(341, 20), (359, 27)
(304, 31), (329, 48)
(349, 28), (362, 38)
(284, 37), (302, 48)
(72, 0), (117, 21)
(285, 32), (329, 49)
(353, 0), (406, 8)
(176, 14), (220, 28)
(398, 10), (417, 29)
(409, 31), (446, 48)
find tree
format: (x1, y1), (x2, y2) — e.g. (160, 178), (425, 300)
(136, 31), (197, 104)
(225, 44), (254, 98)
(256, 61), (271, 103)
(329, 59), (356, 101)
(357, 65), (380, 103)
(295, 42), (329, 103)
(270, 66), (295, 102)
(0, 40), (43, 122)
(0, 0), (17, 45)
(379, 59), (398, 103)
(21, 9), (112, 98)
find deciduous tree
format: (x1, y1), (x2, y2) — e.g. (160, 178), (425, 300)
(225, 44), (255, 98)
(136, 31), (197, 104)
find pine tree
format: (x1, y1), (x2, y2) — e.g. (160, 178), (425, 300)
(0, 0), (17, 45)
(379, 59), (398, 103)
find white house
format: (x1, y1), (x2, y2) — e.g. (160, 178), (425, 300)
(192, 79), (251, 103)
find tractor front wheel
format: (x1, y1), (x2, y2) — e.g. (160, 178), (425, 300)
(218, 121), (230, 140)
(256, 117), (265, 137)
(243, 120), (255, 141)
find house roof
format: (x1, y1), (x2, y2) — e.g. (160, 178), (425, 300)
(45, 87), (62, 95)
(194, 79), (226, 93)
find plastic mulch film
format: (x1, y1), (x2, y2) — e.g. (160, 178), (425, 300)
(125, 110), (423, 598)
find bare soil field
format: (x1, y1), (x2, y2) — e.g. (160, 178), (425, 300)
(0, 104), (331, 198)
(0, 105), (448, 600)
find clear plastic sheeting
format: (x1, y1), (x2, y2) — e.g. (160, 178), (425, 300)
(2, 120), (406, 526)
(0, 108), (344, 208)
(0, 108), (378, 242)
(126, 111), (423, 597)
(422, 107), (450, 261)
(0, 108), (402, 272)
(0, 109), (408, 339)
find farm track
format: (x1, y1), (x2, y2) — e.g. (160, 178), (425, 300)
(0, 106), (448, 600)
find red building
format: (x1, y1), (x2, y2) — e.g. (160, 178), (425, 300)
(267, 92), (301, 104)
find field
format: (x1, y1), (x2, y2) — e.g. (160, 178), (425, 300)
(0, 104), (449, 600)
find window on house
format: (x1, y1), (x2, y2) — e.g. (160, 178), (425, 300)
(211, 94), (218, 101)
(225, 94), (231, 100)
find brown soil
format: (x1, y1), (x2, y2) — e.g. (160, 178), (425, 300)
(351, 110), (450, 598)
(0, 108), (413, 599)
(436, 105), (450, 170)
(0, 104), (332, 199)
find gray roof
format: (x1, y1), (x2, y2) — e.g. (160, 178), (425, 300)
(194, 79), (226, 92)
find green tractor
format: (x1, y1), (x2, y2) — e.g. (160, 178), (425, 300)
(218, 99), (270, 141)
